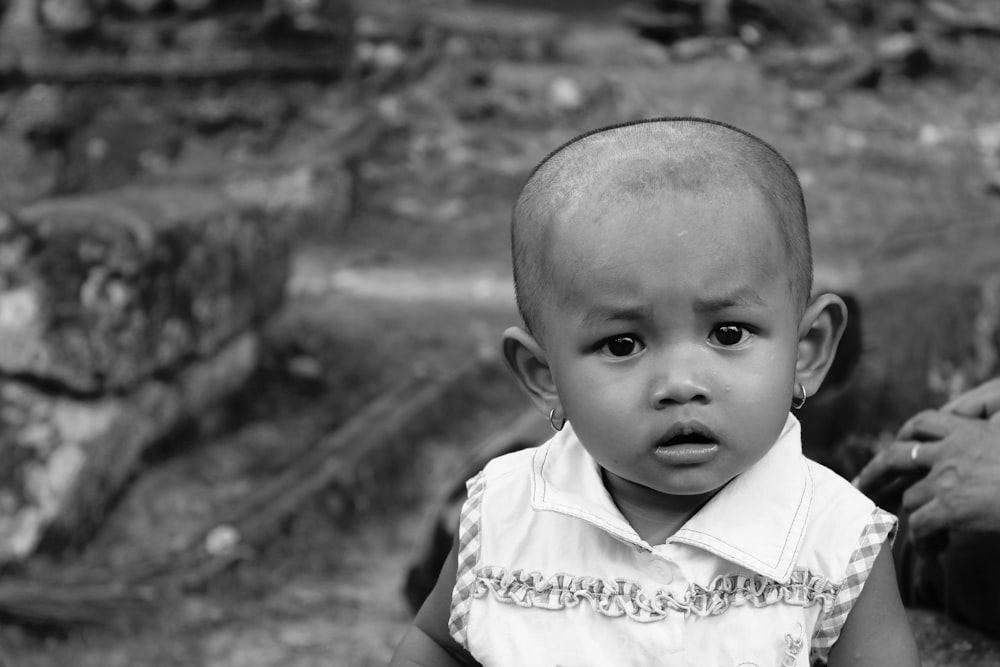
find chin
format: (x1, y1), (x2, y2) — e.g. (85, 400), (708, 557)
(657, 473), (731, 497)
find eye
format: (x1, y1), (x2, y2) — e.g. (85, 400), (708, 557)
(600, 335), (644, 358)
(710, 324), (751, 347)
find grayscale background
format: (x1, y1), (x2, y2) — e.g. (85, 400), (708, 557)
(0, 0), (998, 664)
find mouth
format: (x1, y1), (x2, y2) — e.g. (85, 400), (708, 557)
(656, 421), (718, 447)
(653, 422), (720, 463)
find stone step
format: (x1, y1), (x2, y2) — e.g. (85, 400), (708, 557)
(1, 332), (260, 563)
(0, 186), (289, 394)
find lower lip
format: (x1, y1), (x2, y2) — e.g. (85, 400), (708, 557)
(654, 443), (719, 464)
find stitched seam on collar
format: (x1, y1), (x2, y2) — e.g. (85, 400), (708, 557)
(533, 441), (643, 546)
(673, 456), (812, 574)
(780, 460), (812, 566)
(767, 457), (811, 571)
(673, 530), (774, 571)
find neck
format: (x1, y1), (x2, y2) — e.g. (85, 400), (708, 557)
(601, 469), (720, 546)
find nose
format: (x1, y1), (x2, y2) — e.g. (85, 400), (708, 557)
(647, 348), (710, 408)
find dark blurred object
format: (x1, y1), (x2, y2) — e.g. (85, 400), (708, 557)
(926, 0), (1000, 38)
(38, 0), (99, 37)
(619, 0), (1000, 47)
(761, 31), (934, 93)
(894, 476), (1000, 640)
(258, 0), (354, 46)
(620, 0), (995, 94)
(619, 0), (833, 46)
(0, 0), (356, 85)
(403, 408), (550, 614)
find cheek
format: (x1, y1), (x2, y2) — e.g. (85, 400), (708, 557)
(557, 370), (633, 430)
(748, 347), (798, 389)
(559, 376), (612, 416)
(725, 361), (796, 420)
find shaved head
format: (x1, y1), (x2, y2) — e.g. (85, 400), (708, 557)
(511, 118), (812, 337)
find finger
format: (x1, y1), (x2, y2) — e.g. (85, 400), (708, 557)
(907, 439), (947, 467)
(897, 409), (943, 441)
(898, 410), (980, 442)
(901, 476), (936, 514)
(853, 440), (927, 491)
(942, 377), (1000, 418)
(908, 497), (952, 538)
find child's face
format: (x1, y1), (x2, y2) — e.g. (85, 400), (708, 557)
(539, 184), (802, 500)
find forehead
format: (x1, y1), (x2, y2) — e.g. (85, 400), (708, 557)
(543, 184), (790, 312)
(535, 123), (753, 200)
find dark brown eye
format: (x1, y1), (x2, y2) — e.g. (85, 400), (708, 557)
(712, 325), (747, 346)
(605, 336), (639, 357)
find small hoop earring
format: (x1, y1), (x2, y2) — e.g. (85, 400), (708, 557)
(791, 382), (807, 410)
(548, 408), (566, 431)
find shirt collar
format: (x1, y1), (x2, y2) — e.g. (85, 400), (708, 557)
(530, 414), (812, 583)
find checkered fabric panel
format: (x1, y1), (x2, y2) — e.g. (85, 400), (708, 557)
(810, 508), (897, 663)
(448, 470), (487, 649)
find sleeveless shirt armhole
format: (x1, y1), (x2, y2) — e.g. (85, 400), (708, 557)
(448, 470), (487, 651)
(809, 507), (898, 664)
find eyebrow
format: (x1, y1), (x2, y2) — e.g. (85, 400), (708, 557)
(580, 305), (653, 326)
(577, 288), (766, 326)
(694, 287), (766, 313)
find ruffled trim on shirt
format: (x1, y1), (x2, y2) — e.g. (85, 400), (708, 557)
(470, 565), (841, 624)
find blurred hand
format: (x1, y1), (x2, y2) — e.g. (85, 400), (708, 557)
(941, 376), (1000, 419)
(854, 408), (1000, 537)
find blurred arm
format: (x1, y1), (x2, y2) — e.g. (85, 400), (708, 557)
(390, 535), (481, 667)
(826, 545), (919, 666)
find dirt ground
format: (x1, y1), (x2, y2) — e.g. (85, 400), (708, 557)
(4, 1), (1000, 665)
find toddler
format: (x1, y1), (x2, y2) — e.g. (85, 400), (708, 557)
(390, 118), (918, 666)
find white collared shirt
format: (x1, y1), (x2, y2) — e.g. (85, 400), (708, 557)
(449, 415), (895, 666)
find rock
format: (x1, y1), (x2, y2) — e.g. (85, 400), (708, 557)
(56, 108), (183, 193)
(172, 0), (212, 13)
(669, 35), (749, 62)
(4, 84), (74, 144)
(0, 0), (46, 52)
(116, 0), (162, 16)
(976, 122), (1000, 194)
(222, 162), (356, 239)
(908, 608), (1000, 666)
(0, 332), (260, 562)
(557, 24), (670, 67)
(0, 186), (289, 393)
(39, 0), (100, 36)
(258, 0), (355, 47)
(546, 76), (583, 112)
(619, 2), (699, 43)
(875, 32), (933, 79)
(172, 18), (226, 53)
(0, 134), (60, 206)
(422, 5), (562, 62)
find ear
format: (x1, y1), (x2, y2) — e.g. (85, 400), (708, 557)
(502, 326), (561, 417)
(795, 292), (849, 398)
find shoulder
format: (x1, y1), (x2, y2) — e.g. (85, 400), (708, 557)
(480, 441), (541, 480)
(806, 455), (898, 553)
(459, 441), (545, 524)
(801, 458), (897, 568)
(805, 458), (891, 534)
(806, 460), (897, 549)
(799, 458), (898, 606)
